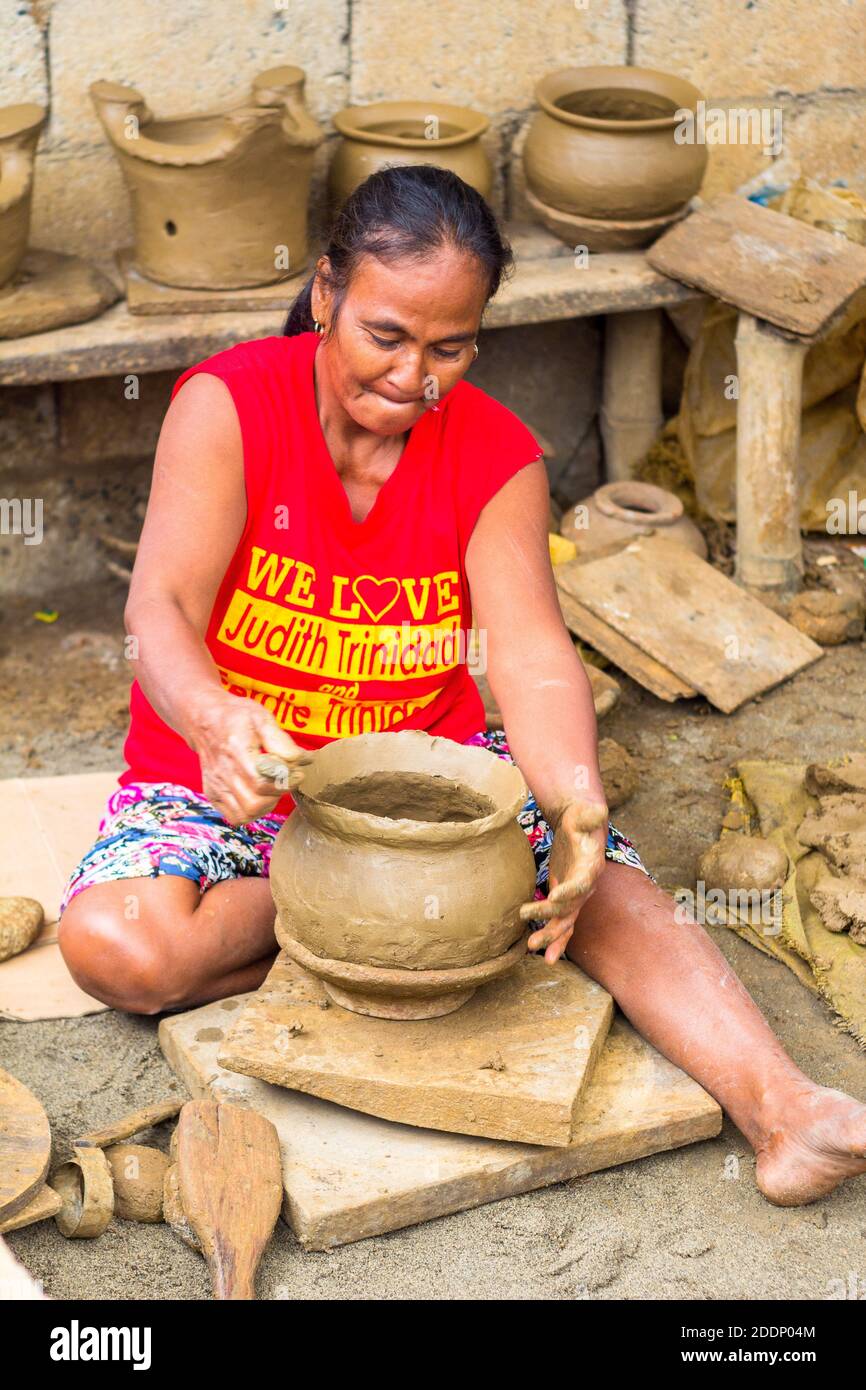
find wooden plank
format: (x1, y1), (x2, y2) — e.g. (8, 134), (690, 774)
(647, 194), (866, 339)
(0, 243), (700, 386)
(557, 534), (823, 713)
(0, 1069), (51, 1222)
(556, 584), (697, 702)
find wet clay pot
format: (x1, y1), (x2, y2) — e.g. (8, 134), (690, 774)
(523, 67), (707, 241)
(0, 104), (46, 289)
(90, 67), (323, 289)
(329, 101), (492, 208)
(560, 480), (708, 562)
(270, 730), (536, 1019)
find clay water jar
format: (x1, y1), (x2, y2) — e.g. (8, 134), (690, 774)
(270, 730), (536, 1019)
(0, 104), (45, 289)
(560, 480), (707, 561)
(328, 101), (492, 207)
(523, 66), (707, 236)
(90, 67), (323, 289)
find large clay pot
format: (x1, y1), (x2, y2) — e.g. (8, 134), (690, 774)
(329, 101), (492, 208)
(560, 480), (707, 561)
(90, 67), (323, 289)
(523, 67), (707, 239)
(0, 104), (46, 289)
(270, 730), (536, 1018)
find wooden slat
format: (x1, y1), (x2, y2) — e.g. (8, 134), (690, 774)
(556, 585), (696, 702)
(557, 535), (822, 712)
(647, 194), (866, 339)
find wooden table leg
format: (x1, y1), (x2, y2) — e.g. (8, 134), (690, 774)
(734, 312), (808, 593)
(600, 307), (663, 481)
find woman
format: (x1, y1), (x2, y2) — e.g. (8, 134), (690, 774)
(60, 166), (866, 1207)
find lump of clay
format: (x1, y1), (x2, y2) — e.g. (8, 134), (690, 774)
(805, 754), (866, 797)
(788, 589), (865, 645)
(0, 896), (43, 962)
(809, 870), (866, 943)
(598, 737), (639, 810)
(798, 794), (866, 872)
(698, 835), (788, 894)
(105, 1144), (170, 1223)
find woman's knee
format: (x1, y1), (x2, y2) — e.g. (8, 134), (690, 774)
(58, 890), (186, 1015)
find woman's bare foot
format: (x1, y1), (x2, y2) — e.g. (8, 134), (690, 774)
(755, 1084), (866, 1206)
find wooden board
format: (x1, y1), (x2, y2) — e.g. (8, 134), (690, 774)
(160, 992), (721, 1251)
(556, 586), (697, 702)
(556, 534), (823, 712)
(0, 1069), (51, 1222)
(217, 953), (614, 1148)
(0, 1182), (61, 1235)
(647, 194), (866, 339)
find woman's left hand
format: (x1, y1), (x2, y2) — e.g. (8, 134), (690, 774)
(519, 800), (608, 963)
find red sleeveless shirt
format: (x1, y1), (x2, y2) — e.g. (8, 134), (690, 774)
(121, 332), (542, 808)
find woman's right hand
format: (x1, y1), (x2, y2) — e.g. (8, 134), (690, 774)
(189, 689), (311, 825)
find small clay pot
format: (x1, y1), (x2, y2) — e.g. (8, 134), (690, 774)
(90, 67), (323, 289)
(329, 101), (492, 208)
(523, 66), (707, 234)
(269, 731), (536, 1018)
(560, 480), (707, 561)
(0, 104), (46, 289)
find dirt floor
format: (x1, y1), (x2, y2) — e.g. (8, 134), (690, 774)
(3, 581), (866, 1300)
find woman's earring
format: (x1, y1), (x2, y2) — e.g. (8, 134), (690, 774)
(313, 319), (323, 335)
(473, 343), (479, 359)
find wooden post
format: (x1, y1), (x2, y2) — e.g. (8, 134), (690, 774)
(734, 312), (808, 593)
(600, 308), (664, 481)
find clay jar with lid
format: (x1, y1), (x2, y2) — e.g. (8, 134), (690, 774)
(328, 101), (492, 208)
(269, 731), (536, 1019)
(523, 66), (707, 242)
(0, 104), (46, 288)
(560, 480), (707, 562)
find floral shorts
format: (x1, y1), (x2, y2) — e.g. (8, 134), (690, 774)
(60, 729), (651, 914)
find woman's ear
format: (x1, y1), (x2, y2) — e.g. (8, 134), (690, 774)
(310, 256), (332, 327)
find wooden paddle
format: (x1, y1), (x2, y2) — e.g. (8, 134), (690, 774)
(176, 1100), (282, 1301)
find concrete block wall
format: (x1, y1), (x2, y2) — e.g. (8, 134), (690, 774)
(3, 0), (865, 594)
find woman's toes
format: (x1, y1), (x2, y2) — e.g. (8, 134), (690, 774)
(755, 1089), (866, 1207)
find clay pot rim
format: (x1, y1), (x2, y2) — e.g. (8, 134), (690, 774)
(595, 480), (684, 527)
(294, 730), (530, 845)
(0, 103), (46, 142)
(534, 66), (704, 133)
(277, 920), (528, 992)
(332, 101), (489, 148)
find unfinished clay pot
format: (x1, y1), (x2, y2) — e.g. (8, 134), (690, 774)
(90, 67), (323, 289)
(329, 101), (492, 207)
(0, 104), (46, 289)
(269, 731), (536, 1018)
(523, 67), (707, 243)
(560, 480), (707, 561)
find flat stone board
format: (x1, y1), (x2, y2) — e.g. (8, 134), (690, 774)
(160, 994), (722, 1252)
(217, 953), (614, 1147)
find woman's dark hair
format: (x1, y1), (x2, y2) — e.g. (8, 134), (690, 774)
(283, 164), (513, 337)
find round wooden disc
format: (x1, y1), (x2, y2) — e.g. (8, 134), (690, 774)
(0, 1068), (51, 1222)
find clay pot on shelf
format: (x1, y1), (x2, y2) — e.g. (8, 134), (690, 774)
(90, 66), (323, 289)
(269, 730), (535, 1019)
(522, 66), (707, 250)
(0, 104), (46, 289)
(328, 101), (492, 208)
(560, 480), (707, 561)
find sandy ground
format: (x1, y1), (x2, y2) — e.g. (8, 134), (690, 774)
(2, 583), (866, 1300)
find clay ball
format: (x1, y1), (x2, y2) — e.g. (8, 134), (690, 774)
(698, 835), (788, 894)
(0, 896), (43, 963)
(598, 738), (639, 811)
(105, 1144), (170, 1223)
(789, 589), (865, 646)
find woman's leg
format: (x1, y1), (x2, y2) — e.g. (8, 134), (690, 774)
(567, 861), (866, 1206)
(59, 874), (277, 1014)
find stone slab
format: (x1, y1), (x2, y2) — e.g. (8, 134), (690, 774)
(160, 995), (722, 1251)
(120, 253), (311, 317)
(0, 239), (699, 386)
(217, 953), (614, 1147)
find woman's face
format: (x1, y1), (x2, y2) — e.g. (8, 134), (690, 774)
(313, 244), (488, 437)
